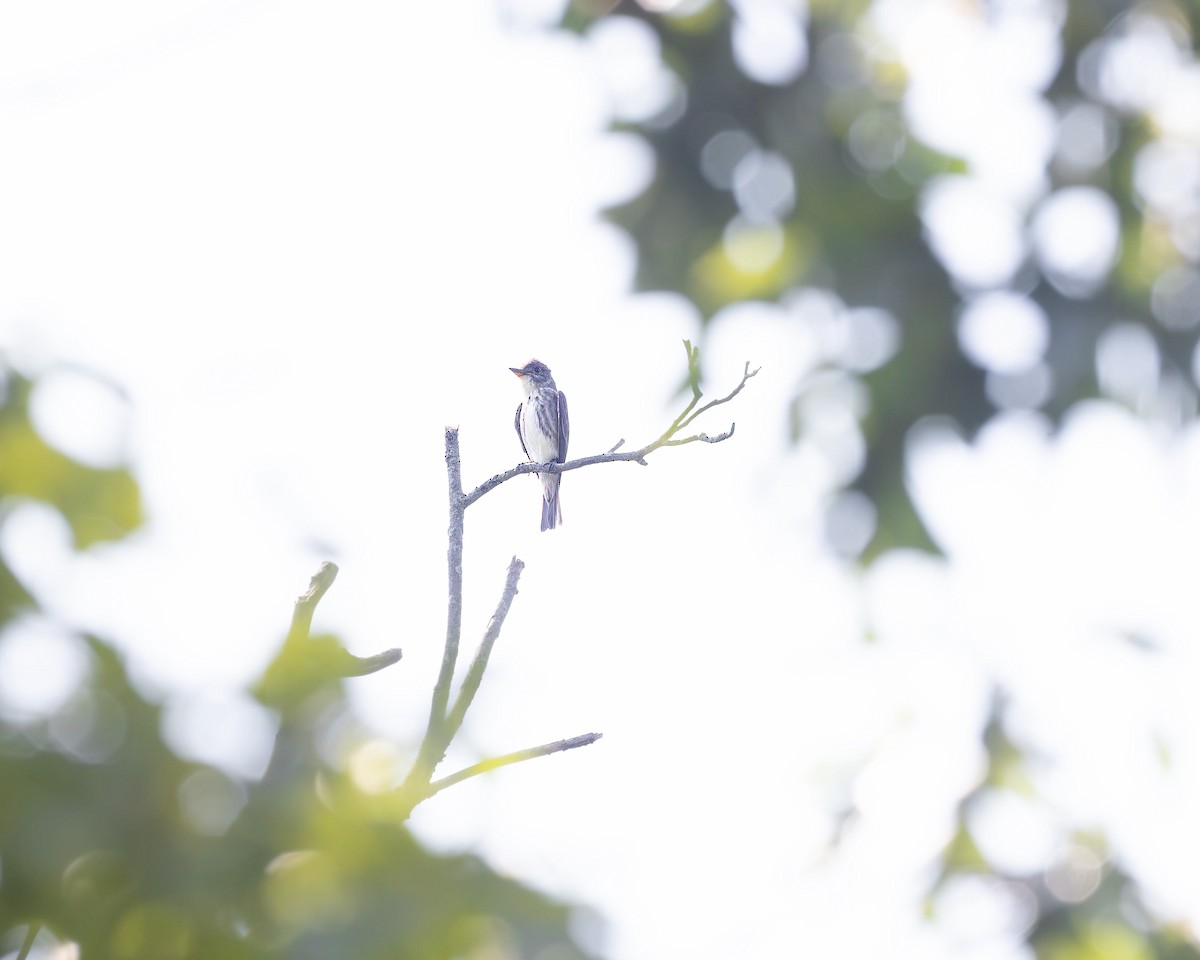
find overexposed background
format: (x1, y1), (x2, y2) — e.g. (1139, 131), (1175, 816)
(4, 2), (1200, 958)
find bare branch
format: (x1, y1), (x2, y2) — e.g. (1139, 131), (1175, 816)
(660, 423), (735, 447)
(442, 556), (525, 746)
(288, 561), (338, 644)
(339, 647), (403, 677)
(402, 427), (468, 792)
(433, 427), (466, 723)
(422, 732), (604, 800)
(675, 360), (757, 433)
(462, 341), (758, 508)
(257, 563), (401, 718)
(289, 562), (403, 672)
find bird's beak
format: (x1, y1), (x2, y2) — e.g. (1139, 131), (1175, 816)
(510, 367), (526, 378)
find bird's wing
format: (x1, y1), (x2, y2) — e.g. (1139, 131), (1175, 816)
(514, 403), (531, 461)
(556, 390), (569, 461)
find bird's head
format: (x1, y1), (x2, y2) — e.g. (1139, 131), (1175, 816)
(510, 360), (555, 387)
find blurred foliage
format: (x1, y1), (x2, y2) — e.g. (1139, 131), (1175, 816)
(562, 0), (1200, 559)
(930, 699), (1200, 960)
(554, 0), (1200, 958)
(0, 364), (597, 958)
(0, 371), (141, 552)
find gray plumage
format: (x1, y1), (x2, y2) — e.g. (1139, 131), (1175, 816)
(510, 360), (569, 531)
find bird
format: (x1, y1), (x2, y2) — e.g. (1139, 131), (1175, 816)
(510, 359), (569, 531)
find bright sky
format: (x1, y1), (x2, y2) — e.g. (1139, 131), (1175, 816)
(3, 2), (1200, 958)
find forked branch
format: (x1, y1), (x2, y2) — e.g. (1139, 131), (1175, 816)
(421, 733), (604, 802)
(396, 339), (757, 816)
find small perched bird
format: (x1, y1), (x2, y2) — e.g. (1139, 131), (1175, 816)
(510, 359), (569, 531)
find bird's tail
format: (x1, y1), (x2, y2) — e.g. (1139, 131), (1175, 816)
(540, 473), (562, 532)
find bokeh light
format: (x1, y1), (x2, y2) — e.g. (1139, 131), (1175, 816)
(957, 292), (1050, 375)
(0, 617), (90, 721)
(1031, 187), (1121, 297)
(730, 0), (808, 86)
(921, 177), (1026, 289)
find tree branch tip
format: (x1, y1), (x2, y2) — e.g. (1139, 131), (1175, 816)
(607, 438), (626, 454)
(298, 562), (338, 606)
(420, 730), (605, 800)
(345, 647), (404, 677)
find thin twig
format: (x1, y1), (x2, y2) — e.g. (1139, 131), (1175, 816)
(423, 733), (604, 800)
(292, 563), (401, 674)
(288, 561), (338, 644)
(258, 564), (402, 714)
(661, 424), (735, 446)
(442, 556), (525, 746)
(675, 360), (756, 433)
(462, 342), (758, 508)
(339, 647), (403, 677)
